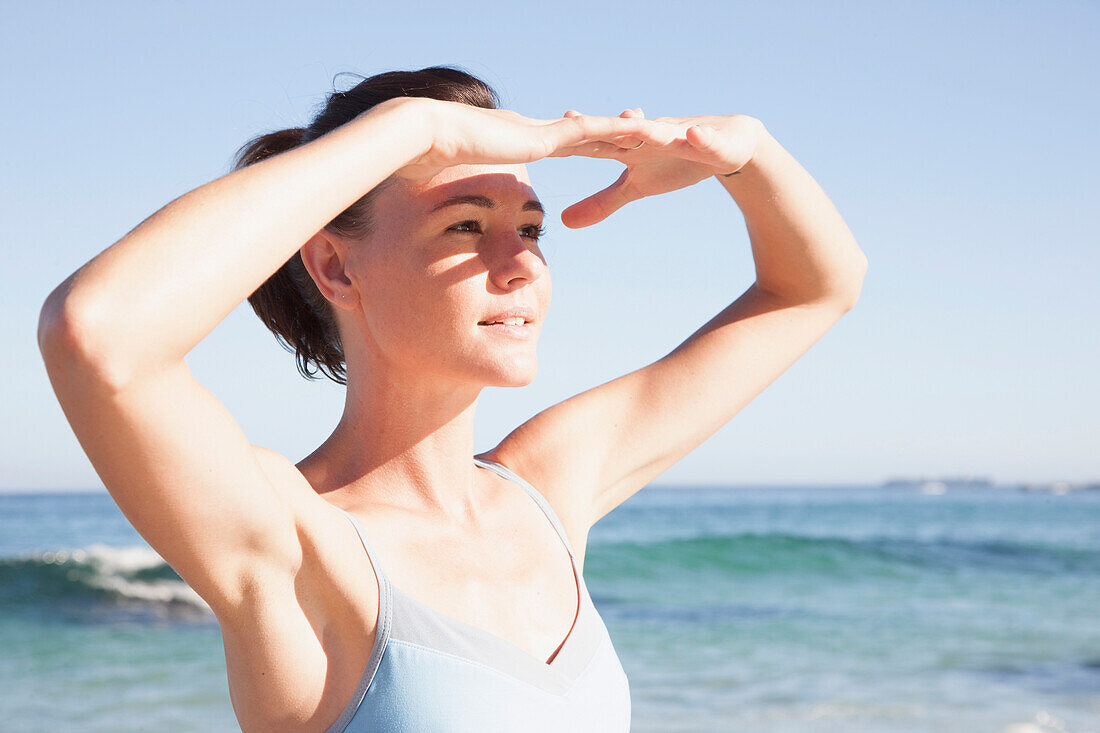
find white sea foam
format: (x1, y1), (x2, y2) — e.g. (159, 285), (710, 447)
(36, 543), (211, 612)
(1004, 710), (1076, 733)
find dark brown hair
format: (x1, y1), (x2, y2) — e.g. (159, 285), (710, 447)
(233, 66), (500, 385)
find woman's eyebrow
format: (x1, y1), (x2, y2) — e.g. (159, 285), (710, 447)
(428, 194), (544, 215)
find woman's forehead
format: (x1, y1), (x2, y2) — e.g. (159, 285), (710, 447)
(394, 164), (541, 215)
(424, 163), (531, 188)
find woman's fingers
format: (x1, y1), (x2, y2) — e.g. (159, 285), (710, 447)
(548, 140), (639, 159)
(613, 108), (645, 146)
(579, 107), (646, 143)
(560, 168), (638, 229)
(548, 116), (693, 161)
(565, 113), (677, 148)
(546, 112), (652, 152)
(556, 109), (647, 138)
(541, 110), (703, 163)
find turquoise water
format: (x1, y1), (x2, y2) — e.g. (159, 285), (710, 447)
(2, 487), (1098, 732)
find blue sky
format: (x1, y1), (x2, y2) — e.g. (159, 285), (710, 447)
(2, 0), (1096, 490)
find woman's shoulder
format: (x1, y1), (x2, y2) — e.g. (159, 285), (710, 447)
(244, 446), (381, 619)
(251, 445), (318, 506)
(250, 445), (367, 548)
(475, 447), (593, 570)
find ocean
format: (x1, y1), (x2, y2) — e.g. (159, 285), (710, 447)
(2, 485), (1098, 732)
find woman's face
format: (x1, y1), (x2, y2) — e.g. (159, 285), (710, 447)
(347, 163), (551, 388)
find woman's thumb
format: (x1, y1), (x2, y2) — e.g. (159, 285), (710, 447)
(560, 169), (633, 229)
(686, 124), (717, 148)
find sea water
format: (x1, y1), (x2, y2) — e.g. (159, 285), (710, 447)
(2, 486), (1098, 732)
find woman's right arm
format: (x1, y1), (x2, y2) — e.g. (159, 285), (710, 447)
(35, 97), (438, 623)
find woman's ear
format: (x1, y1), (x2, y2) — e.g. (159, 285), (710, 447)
(299, 230), (358, 308)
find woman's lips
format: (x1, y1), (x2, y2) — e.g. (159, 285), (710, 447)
(477, 321), (534, 339)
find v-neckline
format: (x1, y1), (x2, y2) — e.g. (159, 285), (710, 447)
(386, 554), (584, 670)
(337, 457), (586, 672)
(467, 456), (583, 668)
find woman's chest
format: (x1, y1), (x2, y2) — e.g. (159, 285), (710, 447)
(219, 491), (584, 730)
(358, 493), (583, 663)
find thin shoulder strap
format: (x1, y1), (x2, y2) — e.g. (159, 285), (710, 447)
(325, 505), (392, 733)
(473, 456), (576, 559)
(332, 505), (392, 587)
(327, 501), (393, 603)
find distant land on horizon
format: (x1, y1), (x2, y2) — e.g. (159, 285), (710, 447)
(2, 477), (1098, 495)
(880, 476), (1100, 494)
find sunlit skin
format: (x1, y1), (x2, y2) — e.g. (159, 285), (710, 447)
(341, 165), (550, 391)
(296, 163), (553, 519)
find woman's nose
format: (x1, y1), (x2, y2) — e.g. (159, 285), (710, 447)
(486, 235), (546, 292)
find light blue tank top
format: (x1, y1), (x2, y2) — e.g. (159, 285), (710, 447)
(324, 456), (632, 732)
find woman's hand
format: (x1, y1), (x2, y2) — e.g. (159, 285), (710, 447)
(556, 108), (765, 228)
(373, 97), (659, 183)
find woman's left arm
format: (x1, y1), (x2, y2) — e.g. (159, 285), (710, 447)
(714, 119), (869, 305)
(484, 112), (869, 536)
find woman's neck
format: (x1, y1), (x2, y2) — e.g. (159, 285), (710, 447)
(299, 358), (488, 525)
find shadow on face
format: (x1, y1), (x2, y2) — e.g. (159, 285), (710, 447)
(343, 166), (552, 388)
(354, 165), (548, 288)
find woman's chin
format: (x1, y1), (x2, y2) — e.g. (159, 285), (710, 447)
(494, 371), (536, 388)
(486, 362), (537, 388)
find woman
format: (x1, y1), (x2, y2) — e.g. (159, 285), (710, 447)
(37, 66), (867, 731)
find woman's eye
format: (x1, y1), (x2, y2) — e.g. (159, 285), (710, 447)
(522, 223), (548, 241)
(449, 220), (482, 234)
(447, 221), (547, 242)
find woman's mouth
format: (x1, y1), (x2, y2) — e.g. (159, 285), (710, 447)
(477, 318), (534, 339)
